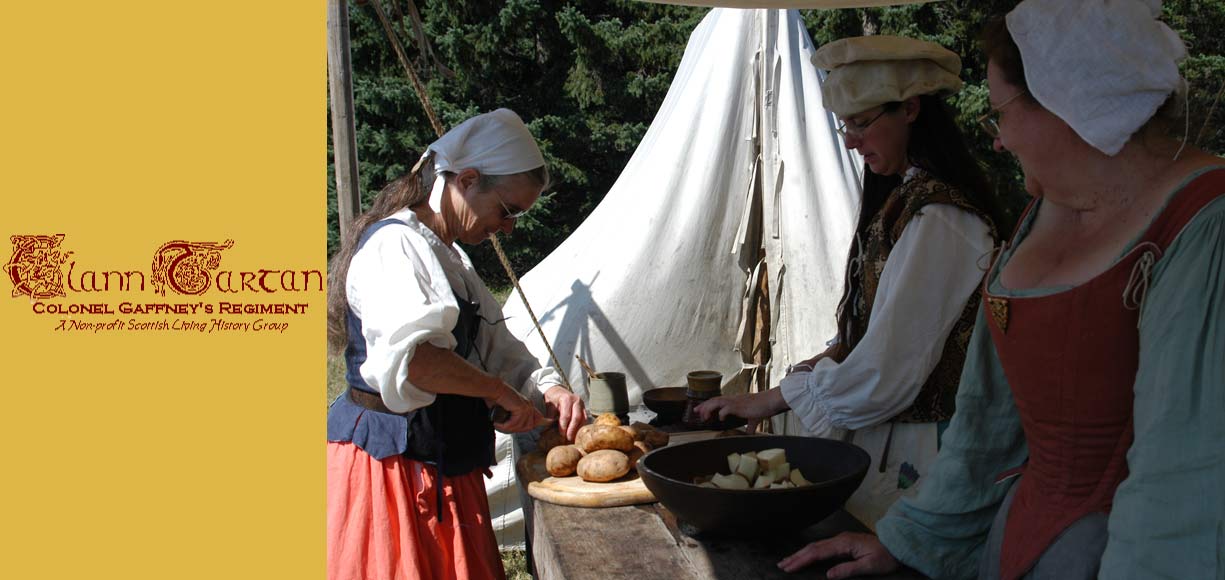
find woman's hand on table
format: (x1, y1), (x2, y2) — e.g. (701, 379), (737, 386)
(490, 383), (547, 434)
(694, 389), (788, 433)
(777, 532), (899, 579)
(543, 385), (586, 441)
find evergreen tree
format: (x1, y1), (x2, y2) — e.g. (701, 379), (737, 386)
(329, 1), (1224, 284)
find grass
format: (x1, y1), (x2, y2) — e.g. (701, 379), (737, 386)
(327, 284), (532, 577)
(501, 548), (532, 580)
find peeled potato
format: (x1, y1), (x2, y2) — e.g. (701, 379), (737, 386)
(594, 413), (622, 427)
(577, 450), (631, 482)
(545, 445), (584, 477)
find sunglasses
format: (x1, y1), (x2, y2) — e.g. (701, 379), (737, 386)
(978, 90), (1028, 138)
(495, 190), (530, 220)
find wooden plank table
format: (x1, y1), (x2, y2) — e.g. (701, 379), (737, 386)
(523, 498), (926, 579)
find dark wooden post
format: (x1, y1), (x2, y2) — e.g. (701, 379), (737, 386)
(328, 0), (361, 243)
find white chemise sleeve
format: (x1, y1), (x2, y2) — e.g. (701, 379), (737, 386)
(456, 254), (564, 406)
(780, 205), (993, 433)
(346, 222), (459, 414)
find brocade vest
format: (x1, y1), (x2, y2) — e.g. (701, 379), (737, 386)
(834, 170), (997, 423)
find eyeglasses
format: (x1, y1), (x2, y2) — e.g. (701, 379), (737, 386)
(836, 107), (890, 138)
(978, 90), (1028, 138)
(494, 190), (530, 220)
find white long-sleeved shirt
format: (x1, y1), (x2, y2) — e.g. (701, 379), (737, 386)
(346, 208), (561, 413)
(780, 199), (993, 434)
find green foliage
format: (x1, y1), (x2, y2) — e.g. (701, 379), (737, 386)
(327, 0), (704, 285)
(329, 1), (1225, 280)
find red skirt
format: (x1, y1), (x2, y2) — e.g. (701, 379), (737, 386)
(327, 442), (506, 580)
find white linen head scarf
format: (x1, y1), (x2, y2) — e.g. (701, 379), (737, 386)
(1006, 0), (1186, 156)
(419, 108), (546, 212)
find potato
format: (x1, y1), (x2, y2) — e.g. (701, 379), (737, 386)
(575, 424), (596, 450)
(577, 450), (631, 482)
(619, 425), (641, 441)
(757, 448), (786, 471)
(625, 445), (645, 469)
(632, 440), (651, 455)
(537, 427), (567, 453)
(726, 452), (741, 475)
(546, 445), (584, 477)
(641, 429), (669, 449)
(735, 454), (760, 482)
(696, 448), (801, 490)
(594, 413), (622, 427)
(711, 473), (750, 489)
(579, 424), (636, 453)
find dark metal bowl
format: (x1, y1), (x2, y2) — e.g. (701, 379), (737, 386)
(640, 386), (687, 424)
(638, 435), (870, 535)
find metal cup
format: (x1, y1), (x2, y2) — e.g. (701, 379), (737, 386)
(587, 371), (629, 415)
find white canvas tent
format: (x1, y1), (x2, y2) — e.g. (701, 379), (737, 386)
(487, 7), (867, 547)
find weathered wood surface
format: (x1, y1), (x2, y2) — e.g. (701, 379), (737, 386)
(526, 499), (927, 580)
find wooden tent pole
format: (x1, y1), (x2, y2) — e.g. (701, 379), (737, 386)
(328, 0), (362, 242)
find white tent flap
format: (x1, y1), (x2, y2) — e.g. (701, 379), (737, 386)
(491, 8), (862, 545)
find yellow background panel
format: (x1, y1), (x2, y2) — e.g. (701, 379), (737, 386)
(0, 2), (323, 578)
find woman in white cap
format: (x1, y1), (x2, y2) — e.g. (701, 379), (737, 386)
(697, 35), (1001, 527)
(325, 109), (586, 580)
(781, 3), (1224, 579)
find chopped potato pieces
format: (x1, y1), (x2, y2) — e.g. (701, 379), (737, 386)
(695, 448), (813, 490)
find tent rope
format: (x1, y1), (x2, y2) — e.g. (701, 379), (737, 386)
(368, 0), (444, 136)
(489, 235), (574, 393)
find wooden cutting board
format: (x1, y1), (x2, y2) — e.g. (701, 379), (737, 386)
(517, 429), (725, 508)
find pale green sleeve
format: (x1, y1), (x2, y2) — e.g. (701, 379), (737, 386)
(874, 308), (1029, 580)
(1100, 197), (1225, 580)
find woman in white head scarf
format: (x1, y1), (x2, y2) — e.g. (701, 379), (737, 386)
(780, 3), (1225, 580)
(325, 109), (585, 580)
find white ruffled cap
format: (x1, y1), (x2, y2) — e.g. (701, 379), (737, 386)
(1006, 0), (1186, 155)
(421, 108), (545, 211)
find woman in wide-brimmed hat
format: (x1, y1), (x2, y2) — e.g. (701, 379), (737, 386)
(699, 34), (1002, 528)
